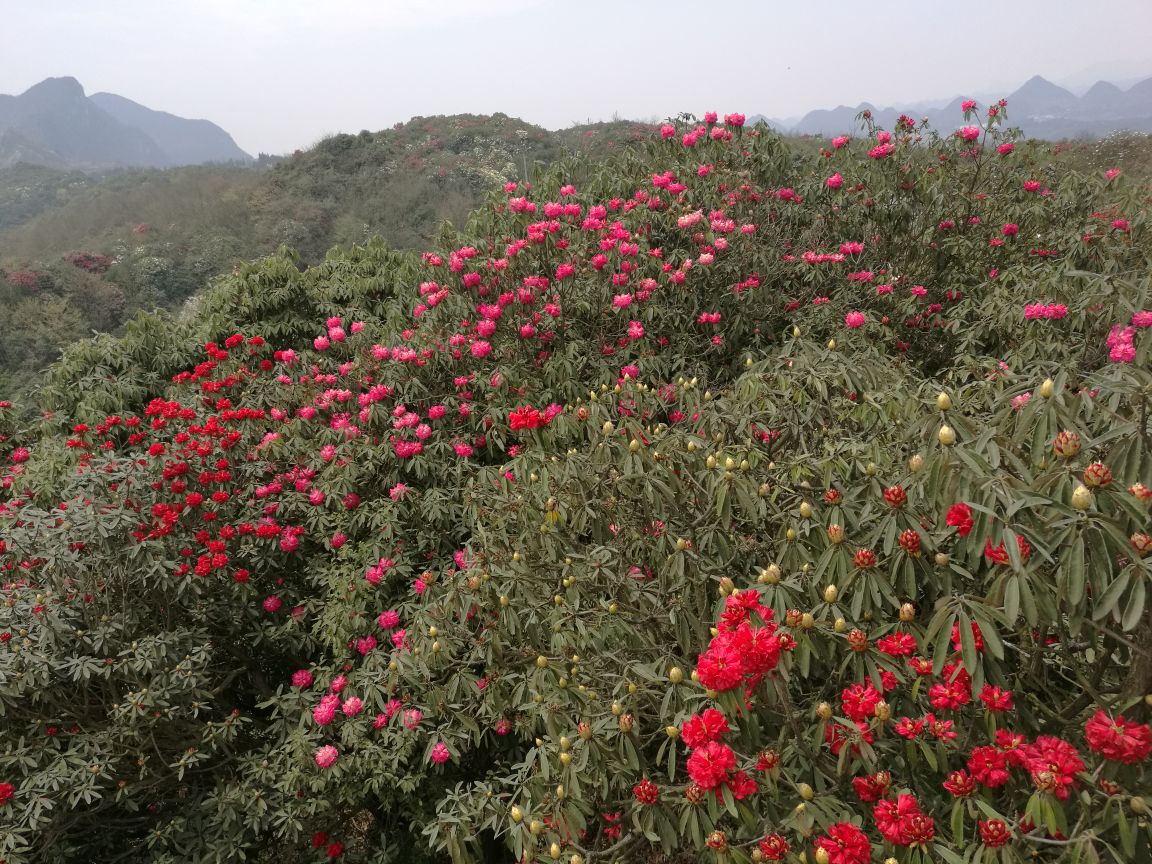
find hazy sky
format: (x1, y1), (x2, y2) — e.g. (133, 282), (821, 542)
(3, 0), (1150, 155)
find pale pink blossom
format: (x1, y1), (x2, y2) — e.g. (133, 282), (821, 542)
(314, 745), (339, 768)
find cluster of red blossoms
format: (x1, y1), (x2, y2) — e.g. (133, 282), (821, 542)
(874, 793), (936, 847)
(694, 589), (783, 693)
(681, 708), (757, 800)
(815, 823), (871, 864)
(1085, 710), (1152, 765)
(508, 403), (560, 431)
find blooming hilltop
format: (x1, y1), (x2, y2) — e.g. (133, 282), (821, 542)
(1, 104), (1151, 863)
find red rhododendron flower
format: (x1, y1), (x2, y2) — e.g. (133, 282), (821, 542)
(509, 405), (546, 431)
(1021, 735), (1084, 799)
(681, 708), (730, 749)
(943, 769), (976, 797)
(968, 745), (1011, 788)
(979, 685), (1014, 712)
(985, 534), (1032, 565)
(874, 794), (935, 847)
(758, 834), (790, 861)
(695, 635), (746, 692)
(1084, 710), (1152, 764)
(895, 716), (925, 739)
(995, 729), (1029, 766)
(978, 819), (1012, 848)
(945, 502), (974, 536)
(816, 822), (872, 864)
(876, 632), (917, 658)
(726, 770), (757, 800)
(852, 771), (891, 802)
(0, 783), (13, 807)
(685, 741), (736, 789)
(841, 682), (883, 722)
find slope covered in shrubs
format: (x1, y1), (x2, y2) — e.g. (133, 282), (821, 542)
(1, 106), (1151, 864)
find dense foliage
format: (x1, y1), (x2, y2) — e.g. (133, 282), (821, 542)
(2, 105), (1151, 864)
(0, 115), (652, 397)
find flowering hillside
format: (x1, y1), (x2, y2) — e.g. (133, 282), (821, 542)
(2, 105), (1151, 864)
(0, 115), (653, 397)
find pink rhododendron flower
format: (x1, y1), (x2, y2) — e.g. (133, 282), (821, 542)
(292, 669), (313, 688)
(314, 745), (339, 768)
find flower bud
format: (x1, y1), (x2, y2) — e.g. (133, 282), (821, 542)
(801, 612), (815, 630)
(908, 454), (924, 473)
(827, 524), (845, 544)
(815, 849), (831, 864)
(1071, 484), (1093, 510)
(668, 667), (684, 684)
(1053, 430), (1081, 458)
(759, 564), (782, 584)
(1083, 462), (1113, 488)
(1039, 378), (1054, 399)
(847, 629), (868, 652)
(706, 831), (727, 851)
(510, 806), (524, 823)
(816, 702), (833, 720)
(799, 501), (813, 519)
(823, 584), (839, 604)
(797, 782), (815, 800)
(899, 603), (916, 622)
(936, 392), (952, 411)
(938, 425), (956, 446)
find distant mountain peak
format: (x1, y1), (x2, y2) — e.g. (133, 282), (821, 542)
(0, 77), (251, 170)
(25, 76), (85, 95)
(778, 72), (1151, 139)
(18, 76), (88, 107)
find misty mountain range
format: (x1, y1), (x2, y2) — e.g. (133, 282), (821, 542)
(751, 74), (1152, 139)
(0, 77), (251, 171)
(1, 72), (1150, 174)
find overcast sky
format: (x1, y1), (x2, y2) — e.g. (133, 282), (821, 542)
(3, 0), (1150, 155)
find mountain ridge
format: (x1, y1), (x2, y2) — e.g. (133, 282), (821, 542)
(0, 77), (252, 170)
(772, 73), (1152, 138)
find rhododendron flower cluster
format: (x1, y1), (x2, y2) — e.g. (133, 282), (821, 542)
(1024, 302), (1068, 320)
(1084, 710), (1152, 764)
(695, 590), (781, 692)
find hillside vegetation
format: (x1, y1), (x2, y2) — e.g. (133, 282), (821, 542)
(0, 114), (653, 397)
(2, 106), (1151, 864)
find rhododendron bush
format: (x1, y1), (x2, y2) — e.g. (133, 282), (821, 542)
(2, 105), (1152, 863)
